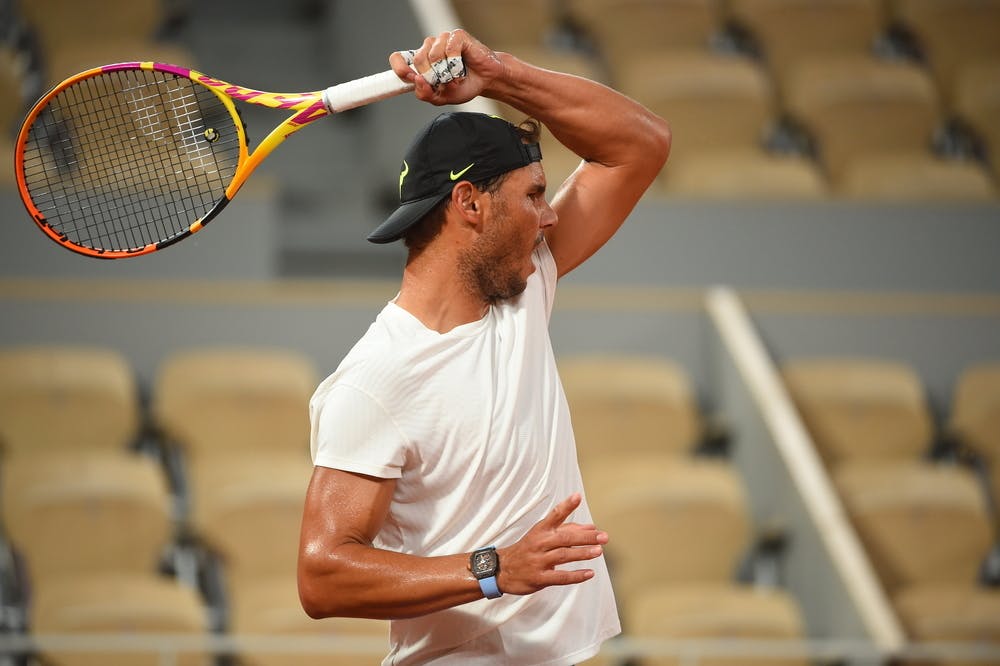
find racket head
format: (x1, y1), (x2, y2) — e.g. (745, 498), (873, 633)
(15, 62), (248, 258)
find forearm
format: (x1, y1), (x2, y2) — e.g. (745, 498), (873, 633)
(299, 543), (482, 620)
(484, 52), (671, 170)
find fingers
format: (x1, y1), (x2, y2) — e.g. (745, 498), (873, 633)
(541, 492), (583, 529)
(403, 31), (470, 94)
(388, 51), (416, 83)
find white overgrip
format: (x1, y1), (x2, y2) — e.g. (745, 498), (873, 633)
(321, 54), (466, 113)
(322, 70), (413, 113)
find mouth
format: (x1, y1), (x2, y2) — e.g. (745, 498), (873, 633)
(534, 232), (544, 247)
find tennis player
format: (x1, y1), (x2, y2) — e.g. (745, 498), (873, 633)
(298, 29), (670, 665)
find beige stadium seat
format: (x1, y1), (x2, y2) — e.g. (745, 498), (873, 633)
(728, 0), (886, 84)
(565, 0), (724, 76)
(892, 0), (1000, 99)
(0, 451), (173, 581)
(16, 0), (167, 57)
(559, 355), (702, 458)
(152, 347), (317, 462)
(627, 583), (807, 666)
(661, 149), (827, 199)
(190, 454), (312, 596)
(583, 454), (750, 604)
(0, 136), (15, 189)
(41, 39), (200, 88)
(836, 154), (997, 201)
(617, 52), (775, 161)
(452, 0), (561, 50)
(949, 361), (1000, 493)
(953, 60), (1000, 183)
(0, 345), (140, 457)
(0, 44), (25, 137)
(833, 461), (993, 595)
(781, 358), (934, 466)
(31, 573), (209, 666)
(783, 56), (941, 180)
(232, 576), (389, 666)
(894, 584), (1000, 666)
(894, 584), (1000, 642)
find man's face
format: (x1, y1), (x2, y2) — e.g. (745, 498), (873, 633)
(458, 163), (556, 304)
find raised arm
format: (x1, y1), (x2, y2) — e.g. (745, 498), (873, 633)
(298, 466), (607, 619)
(391, 30), (671, 277)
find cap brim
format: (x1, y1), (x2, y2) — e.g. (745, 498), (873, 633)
(367, 193), (448, 244)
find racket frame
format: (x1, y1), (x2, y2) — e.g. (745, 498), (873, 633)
(14, 61), (408, 258)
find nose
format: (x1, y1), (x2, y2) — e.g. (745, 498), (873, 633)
(539, 201), (558, 230)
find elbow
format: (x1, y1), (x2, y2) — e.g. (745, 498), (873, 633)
(649, 114), (672, 170)
(297, 552), (347, 619)
(298, 570), (331, 619)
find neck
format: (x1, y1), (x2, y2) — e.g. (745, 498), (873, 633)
(394, 246), (487, 334)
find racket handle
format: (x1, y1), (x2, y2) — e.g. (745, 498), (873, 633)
(323, 70), (413, 113)
(322, 54), (466, 113)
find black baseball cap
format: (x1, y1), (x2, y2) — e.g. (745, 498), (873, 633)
(368, 112), (543, 244)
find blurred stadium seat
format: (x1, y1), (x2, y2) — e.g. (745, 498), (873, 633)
(949, 361), (1000, 514)
(15, 0), (196, 87)
(583, 453), (751, 605)
(0, 451), (173, 580)
(836, 154), (997, 201)
(952, 61), (1000, 184)
(232, 577), (389, 666)
(0, 345), (141, 457)
(559, 355), (702, 459)
(727, 0), (886, 85)
(617, 52), (775, 162)
(39, 39), (199, 87)
(152, 346), (317, 462)
(783, 56), (941, 182)
(188, 453), (311, 598)
(662, 149), (827, 200)
(30, 573), (209, 666)
(950, 362), (1000, 464)
(627, 583), (807, 666)
(782, 358), (934, 466)
(451, 0), (560, 51)
(891, 0), (1000, 99)
(833, 460), (993, 595)
(893, 584), (1000, 661)
(0, 42), (25, 143)
(564, 0), (724, 78)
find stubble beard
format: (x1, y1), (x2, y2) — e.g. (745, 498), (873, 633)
(457, 206), (530, 306)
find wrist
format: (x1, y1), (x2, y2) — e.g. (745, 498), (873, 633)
(482, 52), (525, 106)
(470, 546), (502, 599)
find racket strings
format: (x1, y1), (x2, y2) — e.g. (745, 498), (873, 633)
(20, 68), (242, 253)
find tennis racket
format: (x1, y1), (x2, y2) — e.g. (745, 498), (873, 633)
(14, 53), (463, 259)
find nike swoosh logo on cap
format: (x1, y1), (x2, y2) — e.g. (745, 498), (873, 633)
(450, 163), (475, 180)
(399, 160), (409, 196)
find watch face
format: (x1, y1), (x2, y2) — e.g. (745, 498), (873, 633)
(472, 549), (498, 577)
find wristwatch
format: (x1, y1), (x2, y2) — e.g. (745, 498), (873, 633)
(470, 546), (502, 599)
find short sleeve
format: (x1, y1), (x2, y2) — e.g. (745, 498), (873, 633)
(310, 382), (408, 479)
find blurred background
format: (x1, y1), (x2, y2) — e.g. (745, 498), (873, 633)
(0, 0), (999, 664)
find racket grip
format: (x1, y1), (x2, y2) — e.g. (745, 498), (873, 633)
(322, 69), (413, 113)
(322, 54), (466, 113)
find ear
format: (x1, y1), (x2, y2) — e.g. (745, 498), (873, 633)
(450, 181), (482, 227)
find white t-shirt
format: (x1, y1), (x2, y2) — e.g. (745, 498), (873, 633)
(309, 241), (620, 665)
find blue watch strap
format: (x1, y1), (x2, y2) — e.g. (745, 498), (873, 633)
(478, 575), (502, 599)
